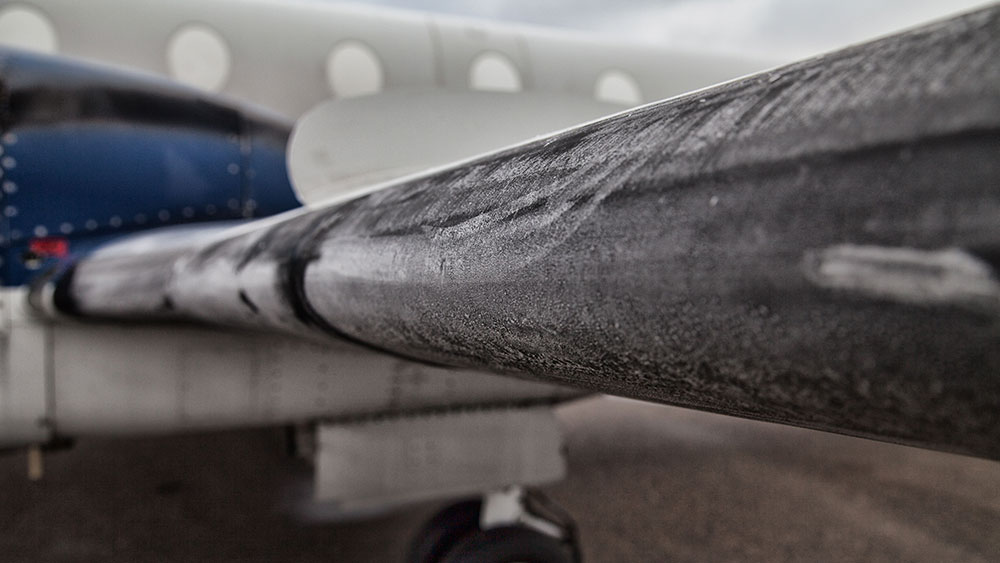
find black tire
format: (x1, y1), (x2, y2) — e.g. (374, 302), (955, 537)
(441, 526), (573, 563)
(407, 499), (483, 563)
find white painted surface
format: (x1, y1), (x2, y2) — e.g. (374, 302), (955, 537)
(48, 320), (575, 434)
(0, 4), (57, 53)
(326, 40), (384, 97)
(315, 407), (566, 511)
(165, 23), (231, 92)
(482, 487), (564, 537)
(468, 50), (522, 92)
(288, 90), (621, 204)
(594, 69), (643, 106)
(0, 0), (768, 119)
(0, 289), (50, 447)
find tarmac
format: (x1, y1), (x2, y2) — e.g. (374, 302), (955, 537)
(1, 396), (998, 562)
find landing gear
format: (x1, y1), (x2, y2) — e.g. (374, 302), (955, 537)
(440, 526), (573, 563)
(408, 500), (484, 563)
(408, 487), (580, 563)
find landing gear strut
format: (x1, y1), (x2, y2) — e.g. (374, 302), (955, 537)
(408, 487), (581, 563)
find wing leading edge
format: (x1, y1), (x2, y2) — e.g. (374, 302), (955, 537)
(48, 7), (1000, 458)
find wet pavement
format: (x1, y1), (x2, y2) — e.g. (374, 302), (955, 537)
(2, 396), (998, 562)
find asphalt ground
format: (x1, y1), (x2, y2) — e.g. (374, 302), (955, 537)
(1, 396), (998, 562)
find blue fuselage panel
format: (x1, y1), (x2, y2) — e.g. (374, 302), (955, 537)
(0, 48), (301, 286)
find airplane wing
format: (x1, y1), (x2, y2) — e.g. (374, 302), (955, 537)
(41, 6), (1000, 460)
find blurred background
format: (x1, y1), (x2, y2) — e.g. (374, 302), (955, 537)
(1, 1), (998, 562)
(3, 397), (1000, 562)
(339, 0), (994, 60)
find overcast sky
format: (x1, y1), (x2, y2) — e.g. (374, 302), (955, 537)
(328, 0), (994, 60)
